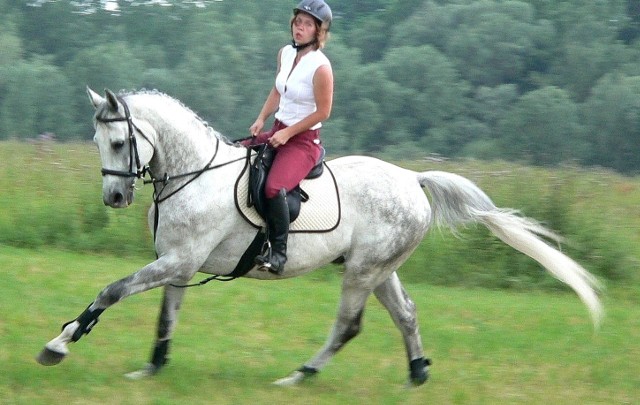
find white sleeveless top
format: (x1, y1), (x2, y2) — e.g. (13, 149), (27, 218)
(274, 45), (331, 129)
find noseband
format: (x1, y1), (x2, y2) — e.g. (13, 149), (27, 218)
(95, 96), (151, 179)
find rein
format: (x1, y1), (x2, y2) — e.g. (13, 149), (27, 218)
(98, 96), (247, 198)
(144, 138), (254, 204)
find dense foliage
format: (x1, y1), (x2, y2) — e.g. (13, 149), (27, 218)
(1, 0), (640, 173)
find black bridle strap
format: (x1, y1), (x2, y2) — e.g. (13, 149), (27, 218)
(150, 137), (219, 204)
(145, 136), (259, 203)
(97, 96), (150, 179)
(146, 138), (249, 204)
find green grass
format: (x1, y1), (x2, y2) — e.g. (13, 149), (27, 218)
(1, 141), (639, 403)
(1, 246), (638, 404)
(0, 141), (154, 256)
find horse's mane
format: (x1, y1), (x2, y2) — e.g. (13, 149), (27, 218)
(117, 89), (234, 145)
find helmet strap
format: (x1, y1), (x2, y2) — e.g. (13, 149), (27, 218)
(292, 38), (317, 52)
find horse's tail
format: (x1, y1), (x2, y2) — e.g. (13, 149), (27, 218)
(417, 170), (604, 327)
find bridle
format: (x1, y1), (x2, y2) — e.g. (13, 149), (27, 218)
(94, 95), (271, 285)
(95, 95), (247, 201)
(95, 95), (153, 180)
(95, 95), (247, 243)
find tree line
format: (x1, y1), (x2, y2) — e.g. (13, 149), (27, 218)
(1, 0), (640, 173)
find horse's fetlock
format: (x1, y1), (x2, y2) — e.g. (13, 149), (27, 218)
(65, 305), (105, 342)
(151, 340), (170, 369)
(298, 365), (319, 377)
(409, 357), (431, 385)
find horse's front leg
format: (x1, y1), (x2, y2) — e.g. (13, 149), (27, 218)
(125, 284), (186, 379)
(36, 255), (196, 367)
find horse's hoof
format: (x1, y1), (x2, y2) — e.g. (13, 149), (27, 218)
(408, 373), (429, 387)
(408, 357), (431, 386)
(409, 369), (429, 386)
(273, 370), (306, 387)
(125, 364), (159, 380)
(36, 347), (67, 366)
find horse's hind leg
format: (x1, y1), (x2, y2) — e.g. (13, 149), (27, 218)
(125, 285), (186, 379)
(374, 272), (431, 386)
(273, 275), (373, 386)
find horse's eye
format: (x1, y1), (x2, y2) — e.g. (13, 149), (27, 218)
(112, 140), (126, 150)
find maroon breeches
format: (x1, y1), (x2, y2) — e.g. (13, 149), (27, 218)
(245, 120), (321, 199)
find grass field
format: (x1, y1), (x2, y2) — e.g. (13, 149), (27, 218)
(1, 246), (638, 404)
(1, 140), (639, 289)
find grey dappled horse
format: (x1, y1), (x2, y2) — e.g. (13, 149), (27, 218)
(37, 88), (602, 386)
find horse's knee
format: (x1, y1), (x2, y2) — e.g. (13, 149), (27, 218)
(338, 310), (364, 344)
(397, 292), (419, 332)
(342, 322), (361, 343)
(397, 310), (419, 334)
(96, 279), (129, 307)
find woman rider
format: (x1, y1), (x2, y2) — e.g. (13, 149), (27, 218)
(245, 0), (333, 275)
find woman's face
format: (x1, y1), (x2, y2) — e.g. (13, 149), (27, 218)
(292, 12), (318, 44)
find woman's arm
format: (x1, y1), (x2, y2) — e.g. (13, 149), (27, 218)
(249, 47), (285, 136)
(250, 86), (281, 136)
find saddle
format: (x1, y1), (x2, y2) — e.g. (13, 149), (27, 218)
(226, 144), (339, 279)
(248, 144), (326, 222)
(234, 144), (339, 233)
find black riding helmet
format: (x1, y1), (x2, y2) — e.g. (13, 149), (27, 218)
(294, 0), (332, 30)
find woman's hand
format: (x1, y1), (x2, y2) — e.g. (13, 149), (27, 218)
(249, 118), (265, 137)
(269, 128), (292, 148)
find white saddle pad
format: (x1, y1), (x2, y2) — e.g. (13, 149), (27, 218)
(234, 162), (341, 233)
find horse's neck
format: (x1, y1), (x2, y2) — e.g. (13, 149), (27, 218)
(153, 125), (215, 173)
(135, 99), (240, 176)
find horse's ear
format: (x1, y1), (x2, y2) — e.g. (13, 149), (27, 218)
(87, 86), (104, 109)
(104, 89), (119, 112)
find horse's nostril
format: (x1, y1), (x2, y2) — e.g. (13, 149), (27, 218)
(113, 192), (124, 205)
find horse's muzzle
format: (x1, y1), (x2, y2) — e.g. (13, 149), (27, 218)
(104, 188), (134, 208)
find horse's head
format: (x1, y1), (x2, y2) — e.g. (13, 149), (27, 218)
(87, 87), (156, 208)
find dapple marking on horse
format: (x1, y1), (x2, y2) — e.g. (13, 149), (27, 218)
(36, 88), (603, 387)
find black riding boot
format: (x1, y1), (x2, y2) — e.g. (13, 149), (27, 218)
(255, 188), (290, 275)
